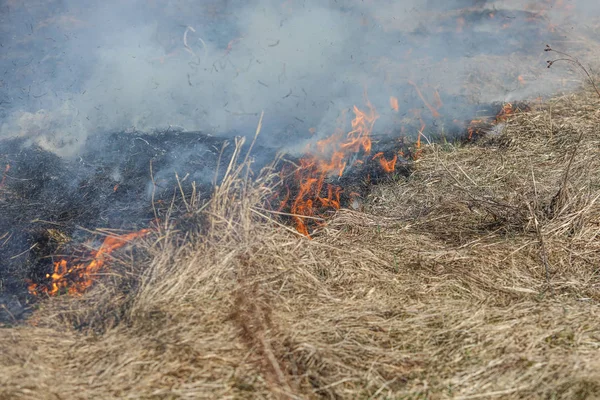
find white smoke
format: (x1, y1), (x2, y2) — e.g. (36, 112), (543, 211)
(0, 0), (598, 156)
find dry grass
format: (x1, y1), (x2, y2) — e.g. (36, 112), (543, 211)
(2, 88), (600, 399)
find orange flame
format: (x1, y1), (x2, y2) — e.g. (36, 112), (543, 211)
(409, 109), (426, 156)
(467, 101), (530, 140)
(408, 80), (441, 119)
(496, 103), (514, 122)
(390, 96), (399, 112)
(29, 229), (150, 296)
(373, 152), (397, 173)
(433, 89), (443, 110)
(285, 102), (379, 236)
(467, 119), (484, 140)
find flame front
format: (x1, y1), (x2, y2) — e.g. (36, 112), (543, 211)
(278, 101), (400, 237)
(373, 152), (397, 173)
(29, 229), (150, 296)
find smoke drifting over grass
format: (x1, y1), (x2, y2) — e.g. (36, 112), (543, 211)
(0, 0), (598, 156)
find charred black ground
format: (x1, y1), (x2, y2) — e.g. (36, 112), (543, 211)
(0, 130), (268, 320)
(0, 97), (525, 323)
(0, 127), (402, 305)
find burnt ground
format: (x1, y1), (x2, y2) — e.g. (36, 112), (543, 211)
(0, 130), (265, 320)
(0, 97), (528, 323)
(1, 88), (600, 399)
(0, 127), (415, 322)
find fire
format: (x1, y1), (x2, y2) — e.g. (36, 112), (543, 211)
(281, 101), (384, 236)
(390, 96), (399, 112)
(433, 89), (443, 110)
(373, 152), (397, 173)
(29, 229), (150, 296)
(465, 102), (531, 141)
(408, 80), (441, 119)
(409, 109), (426, 156)
(467, 119), (484, 140)
(276, 95), (430, 236)
(0, 164), (9, 188)
(496, 102), (514, 122)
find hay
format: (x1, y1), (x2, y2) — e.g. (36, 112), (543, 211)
(2, 88), (600, 399)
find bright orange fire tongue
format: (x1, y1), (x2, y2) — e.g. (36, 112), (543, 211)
(373, 152), (397, 173)
(29, 229), (150, 296)
(285, 102), (381, 237)
(495, 102), (514, 122)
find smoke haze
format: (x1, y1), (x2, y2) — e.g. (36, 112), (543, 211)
(1, 0), (599, 156)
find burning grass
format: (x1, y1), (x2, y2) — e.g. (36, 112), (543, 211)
(27, 229), (151, 296)
(2, 88), (600, 399)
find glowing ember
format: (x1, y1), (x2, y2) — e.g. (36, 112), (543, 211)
(29, 229), (150, 296)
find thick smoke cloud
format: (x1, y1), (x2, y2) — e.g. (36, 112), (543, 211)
(0, 0), (598, 156)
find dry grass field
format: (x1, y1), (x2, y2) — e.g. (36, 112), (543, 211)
(2, 87), (600, 399)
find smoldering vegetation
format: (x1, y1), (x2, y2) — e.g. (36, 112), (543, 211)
(2, 1), (600, 398)
(1, 87), (600, 398)
(0, 129), (271, 318)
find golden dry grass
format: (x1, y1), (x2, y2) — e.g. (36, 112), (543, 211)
(1, 88), (600, 399)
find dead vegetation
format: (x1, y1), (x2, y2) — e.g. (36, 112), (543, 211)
(2, 88), (600, 399)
